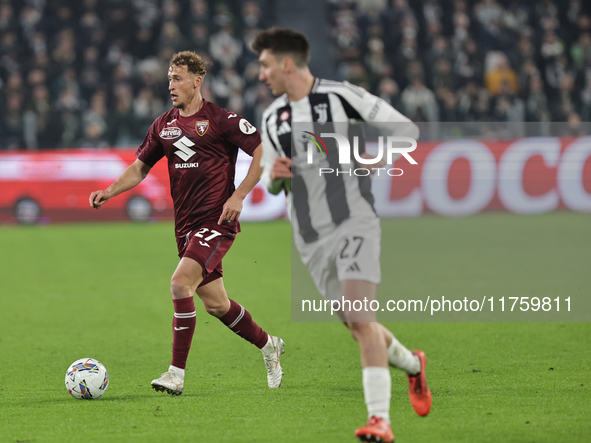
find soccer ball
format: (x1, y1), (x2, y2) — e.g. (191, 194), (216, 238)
(65, 358), (109, 399)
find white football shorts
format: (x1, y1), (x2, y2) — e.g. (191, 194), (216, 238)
(295, 215), (381, 301)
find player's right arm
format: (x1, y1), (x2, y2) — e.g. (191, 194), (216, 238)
(89, 159), (152, 209)
(260, 113), (290, 194)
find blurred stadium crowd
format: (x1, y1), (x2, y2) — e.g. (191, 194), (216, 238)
(1, 0), (590, 150)
(331, 0), (591, 125)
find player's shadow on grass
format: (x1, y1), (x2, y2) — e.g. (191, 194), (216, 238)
(48, 393), (162, 404)
(99, 393), (169, 401)
(50, 392), (162, 404)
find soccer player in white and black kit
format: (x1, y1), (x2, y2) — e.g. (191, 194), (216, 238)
(89, 51), (284, 395)
(252, 28), (431, 443)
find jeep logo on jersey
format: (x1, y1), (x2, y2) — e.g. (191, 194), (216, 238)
(173, 136), (197, 162)
(195, 120), (209, 136)
(159, 127), (182, 139)
(239, 118), (257, 135)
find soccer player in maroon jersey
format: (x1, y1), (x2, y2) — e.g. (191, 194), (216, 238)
(89, 51), (285, 395)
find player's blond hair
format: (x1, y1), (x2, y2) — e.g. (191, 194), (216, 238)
(170, 51), (207, 76)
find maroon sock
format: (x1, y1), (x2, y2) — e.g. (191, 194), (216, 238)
(219, 299), (269, 349)
(171, 296), (196, 370)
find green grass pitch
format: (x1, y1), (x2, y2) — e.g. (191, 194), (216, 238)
(0, 213), (589, 442)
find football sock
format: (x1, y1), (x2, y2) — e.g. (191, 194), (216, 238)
(362, 367), (392, 424)
(387, 335), (421, 375)
(219, 299), (269, 348)
(171, 296), (196, 370)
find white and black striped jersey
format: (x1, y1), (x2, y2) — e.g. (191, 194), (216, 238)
(260, 78), (418, 244)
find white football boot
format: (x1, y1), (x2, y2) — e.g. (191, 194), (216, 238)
(262, 336), (285, 388)
(151, 370), (184, 395)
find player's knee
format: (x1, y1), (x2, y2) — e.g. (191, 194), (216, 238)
(170, 278), (193, 299)
(203, 301), (227, 318)
(347, 322), (374, 341)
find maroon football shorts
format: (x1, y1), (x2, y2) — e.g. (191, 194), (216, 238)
(176, 221), (238, 287)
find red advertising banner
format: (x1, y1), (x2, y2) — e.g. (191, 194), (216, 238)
(0, 137), (590, 224)
(0, 149), (286, 224)
(372, 136), (591, 217)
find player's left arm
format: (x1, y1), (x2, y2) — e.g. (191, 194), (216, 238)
(218, 144), (263, 225)
(336, 82), (420, 141)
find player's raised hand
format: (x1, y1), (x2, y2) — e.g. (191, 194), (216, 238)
(218, 193), (243, 225)
(271, 157), (292, 180)
(89, 190), (111, 209)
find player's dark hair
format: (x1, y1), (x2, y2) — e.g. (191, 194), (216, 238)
(251, 27), (310, 68)
(170, 51), (207, 76)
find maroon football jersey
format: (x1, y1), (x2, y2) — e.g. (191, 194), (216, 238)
(135, 101), (261, 238)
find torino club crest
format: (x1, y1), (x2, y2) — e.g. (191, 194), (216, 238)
(195, 120), (209, 136)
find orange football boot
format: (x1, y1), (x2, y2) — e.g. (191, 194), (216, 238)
(355, 416), (394, 443)
(407, 350), (432, 416)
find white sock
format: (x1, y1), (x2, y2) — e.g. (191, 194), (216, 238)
(260, 334), (273, 353)
(387, 335), (420, 375)
(362, 367), (391, 424)
(169, 365), (185, 380)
